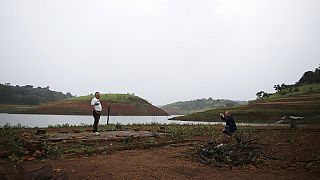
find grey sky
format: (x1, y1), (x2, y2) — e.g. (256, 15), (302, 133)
(0, 0), (319, 105)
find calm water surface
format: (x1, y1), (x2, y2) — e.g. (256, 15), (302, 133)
(0, 113), (287, 128)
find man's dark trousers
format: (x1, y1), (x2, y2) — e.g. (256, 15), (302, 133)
(93, 111), (101, 132)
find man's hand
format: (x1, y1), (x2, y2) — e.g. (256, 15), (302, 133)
(220, 113), (225, 118)
(92, 105), (97, 113)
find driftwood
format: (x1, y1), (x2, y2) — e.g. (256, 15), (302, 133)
(276, 116), (304, 128)
(197, 139), (262, 166)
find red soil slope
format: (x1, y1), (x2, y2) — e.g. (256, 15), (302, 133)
(20, 101), (168, 116)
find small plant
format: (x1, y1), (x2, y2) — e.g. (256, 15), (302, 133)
(144, 137), (157, 145)
(166, 125), (219, 139)
(42, 141), (62, 156)
(62, 144), (96, 154)
(0, 124), (25, 158)
(122, 137), (134, 145)
(8, 153), (19, 162)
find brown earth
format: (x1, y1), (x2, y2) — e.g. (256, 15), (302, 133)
(17, 100), (168, 116)
(1, 125), (320, 179)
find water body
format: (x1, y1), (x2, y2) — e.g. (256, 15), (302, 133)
(0, 113), (288, 128)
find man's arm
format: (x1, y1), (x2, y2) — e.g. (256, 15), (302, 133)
(91, 99), (97, 113)
(91, 105), (97, 112)
(220, 113), (226, 121)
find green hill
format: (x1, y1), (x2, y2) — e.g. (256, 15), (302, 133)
(261, 83), (320, 100)
(161, 98), (247, 115)
(13, 93), (168, 116)
(171, 91), (320, 124)
(69, 93), (142, 103)
(171, 66), (320, 124)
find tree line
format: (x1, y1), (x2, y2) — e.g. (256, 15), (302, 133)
(0, 83), (73, 105)
(256, 65), (320, 99)
(163, 97), (242, 111)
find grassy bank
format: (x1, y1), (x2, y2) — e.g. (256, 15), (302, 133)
(171, 93), (320, 124)
(69, 93), (144, 103)
(262, 83), (320, 100)
(0, 104), (33, 114)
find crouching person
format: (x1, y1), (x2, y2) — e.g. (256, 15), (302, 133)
(220, 111), (237, 136)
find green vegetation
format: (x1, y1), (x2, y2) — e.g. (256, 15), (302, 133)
(42, 122), (221, 139)
(171, 95), (320, 124)
(0, 83), (73, 105)
(173, 66), (320, 124)
(143, 137), (157, 145)
(255, 83), (320, 101)
(0, 104), (33, 113)
(255, 65), (320, 101)
(0, 83), (164, 115)
(165, 124), (220, 138)
(0, 124), (28, 161)
(161, 98), (247, 115)
(173, 93), (320, 124)
(0, 123), (224, 162)
(1, 92), (167, 116)
(63, 144), (95, 154)
(296, 65), (320, 85)
(265, 83), (320, 100)
(69, 93), (145, 104)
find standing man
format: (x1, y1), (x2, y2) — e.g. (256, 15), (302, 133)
(220, 111), (237, 136)
(91, 92), (102, 135)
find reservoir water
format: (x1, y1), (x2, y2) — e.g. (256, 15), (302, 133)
(0, 113), (288, 128)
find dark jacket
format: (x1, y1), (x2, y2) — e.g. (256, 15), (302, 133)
(221, 115), (237, 131)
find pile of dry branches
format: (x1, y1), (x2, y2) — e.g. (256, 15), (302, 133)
(197, 139), (263, 166)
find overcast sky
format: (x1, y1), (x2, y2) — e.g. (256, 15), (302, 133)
(0, 0), (319, 105)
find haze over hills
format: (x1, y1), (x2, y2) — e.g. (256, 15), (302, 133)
(161, 98), (247, 115)
(171, 66), (320, 124)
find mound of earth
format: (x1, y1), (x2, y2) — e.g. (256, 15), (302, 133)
(16, 94), (168, 116)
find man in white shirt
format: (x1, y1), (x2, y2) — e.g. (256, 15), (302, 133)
(91, 92), (102, 134)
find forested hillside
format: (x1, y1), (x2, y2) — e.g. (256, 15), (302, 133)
(161, 98), (247, 115)
(0, 83), (73, 105)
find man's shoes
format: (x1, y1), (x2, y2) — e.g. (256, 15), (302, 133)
(93, 132), (100, 136)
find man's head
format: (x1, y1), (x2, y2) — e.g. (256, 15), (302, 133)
(224, 111), (230, 117)
(95, 92), (100, 99)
